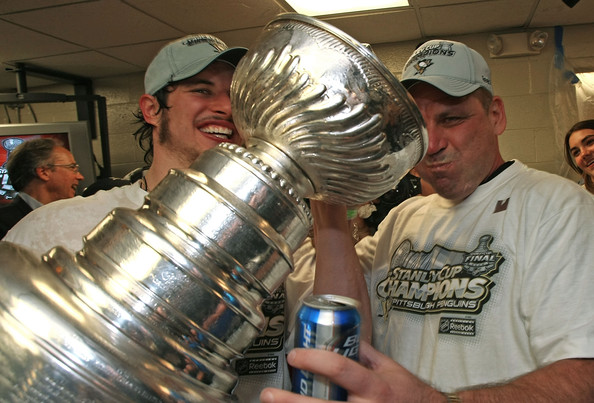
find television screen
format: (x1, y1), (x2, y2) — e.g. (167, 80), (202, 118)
(0, 122), (97, 205)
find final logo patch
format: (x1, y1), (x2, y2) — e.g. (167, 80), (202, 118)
(376, 235), (503, 319)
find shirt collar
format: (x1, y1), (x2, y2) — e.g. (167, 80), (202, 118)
(17, 192), (43, 210)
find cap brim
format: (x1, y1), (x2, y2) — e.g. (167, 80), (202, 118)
(401, 76), (484, 98)
(215, 47), (248, 68)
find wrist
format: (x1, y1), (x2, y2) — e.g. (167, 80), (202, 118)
(310, 201), (347, 223)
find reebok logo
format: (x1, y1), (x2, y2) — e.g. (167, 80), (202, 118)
(439, 318), (476, 336)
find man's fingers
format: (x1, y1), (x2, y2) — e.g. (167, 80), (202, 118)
(260, 387), (327, 403)
(359, 340), (399, 370)
(287, 345), (384, 400)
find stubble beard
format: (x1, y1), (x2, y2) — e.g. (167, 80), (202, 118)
(158, 110), (201, 167)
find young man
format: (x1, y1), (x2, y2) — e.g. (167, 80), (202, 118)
(4, 35), (300, 402)
(0, 138), (84, 237)
(262, 40), (594, 402)
(4, 34), (245, 253)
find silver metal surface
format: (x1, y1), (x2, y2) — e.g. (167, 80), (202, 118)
(0, 13), (426, 402)
(232, 13), (427, 205)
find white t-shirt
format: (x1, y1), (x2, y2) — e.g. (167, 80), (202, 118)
(4, 181), (314, 401)
(356, 160), (594, 392)
(581, 183), (594, 198)
(4, 183), (146, 253)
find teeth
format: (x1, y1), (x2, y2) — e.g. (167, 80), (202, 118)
(201, 125), (232, 138)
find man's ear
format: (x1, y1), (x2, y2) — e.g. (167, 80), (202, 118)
(139, 94), (161, 126)
(35, 166), (51, 182)
(489, 96), (507, 137)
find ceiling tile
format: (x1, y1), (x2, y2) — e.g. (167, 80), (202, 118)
(421, 1), (535, 37)
(2, 0), (184, 48)
(323, 10), (422, 44)
(0, 19), (84, 62)
(0, 0), (83, 15)
(21, 51), (141, 79)
(212, 27), (269, 49)
(124, 0), (288, 33)
(100, 41), (171, 70)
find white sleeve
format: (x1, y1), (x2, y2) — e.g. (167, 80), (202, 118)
(3, 199), (86, 256)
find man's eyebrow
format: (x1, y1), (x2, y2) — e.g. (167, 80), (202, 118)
(183, 77), (214, 86)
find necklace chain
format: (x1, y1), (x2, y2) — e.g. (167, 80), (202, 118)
(140, 175), (148, 191)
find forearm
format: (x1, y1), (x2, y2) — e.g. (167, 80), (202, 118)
(310, 200), (372, 343)
(454, 358), (594, 403)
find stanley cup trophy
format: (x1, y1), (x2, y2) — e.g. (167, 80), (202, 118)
(0, 14), (427, 402)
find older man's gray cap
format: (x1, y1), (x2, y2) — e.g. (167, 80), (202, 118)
(401, 39), (493, 97)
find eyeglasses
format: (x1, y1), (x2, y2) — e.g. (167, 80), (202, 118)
(47, 163), (80, 173)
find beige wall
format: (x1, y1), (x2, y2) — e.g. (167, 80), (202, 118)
(2, 23), (594, 184)
(92, 73), (147, 177)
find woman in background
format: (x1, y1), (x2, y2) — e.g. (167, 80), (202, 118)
(564, 119), (594, 195)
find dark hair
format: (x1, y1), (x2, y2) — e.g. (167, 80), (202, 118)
(132, 84), (176, 165)
(6, 138), (59, 191)
(564, 119), (594, 193)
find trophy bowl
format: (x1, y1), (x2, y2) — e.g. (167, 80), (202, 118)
(231, 13), (427, 205)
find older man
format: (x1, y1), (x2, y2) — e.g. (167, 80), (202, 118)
(0, 138), (84, 237)
(263, 39), (594, 403)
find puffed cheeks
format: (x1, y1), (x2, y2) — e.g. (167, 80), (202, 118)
(259, 341), (410, 403)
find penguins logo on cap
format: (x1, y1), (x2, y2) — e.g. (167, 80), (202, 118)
(413, 59), (433, 76)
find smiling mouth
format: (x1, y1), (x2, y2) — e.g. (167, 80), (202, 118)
(201, 125), (233, 140)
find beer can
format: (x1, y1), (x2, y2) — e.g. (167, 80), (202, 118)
(292, 294), (360, 400)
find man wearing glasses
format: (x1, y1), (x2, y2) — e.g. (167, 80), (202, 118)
(0, 138), (84, 237)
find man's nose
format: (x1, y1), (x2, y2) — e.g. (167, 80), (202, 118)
(424, 124), (447, 156)
(211, 92), (232, 116)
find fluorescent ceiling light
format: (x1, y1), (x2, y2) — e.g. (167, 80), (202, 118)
(285, 0), (409, 16)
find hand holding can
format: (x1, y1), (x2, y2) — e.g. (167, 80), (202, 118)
(292, 294), (361, 400)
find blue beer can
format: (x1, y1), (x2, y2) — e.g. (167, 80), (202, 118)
(292, 294), (360, 400)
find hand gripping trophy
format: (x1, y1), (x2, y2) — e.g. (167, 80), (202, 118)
(0, 14), (426, 402)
